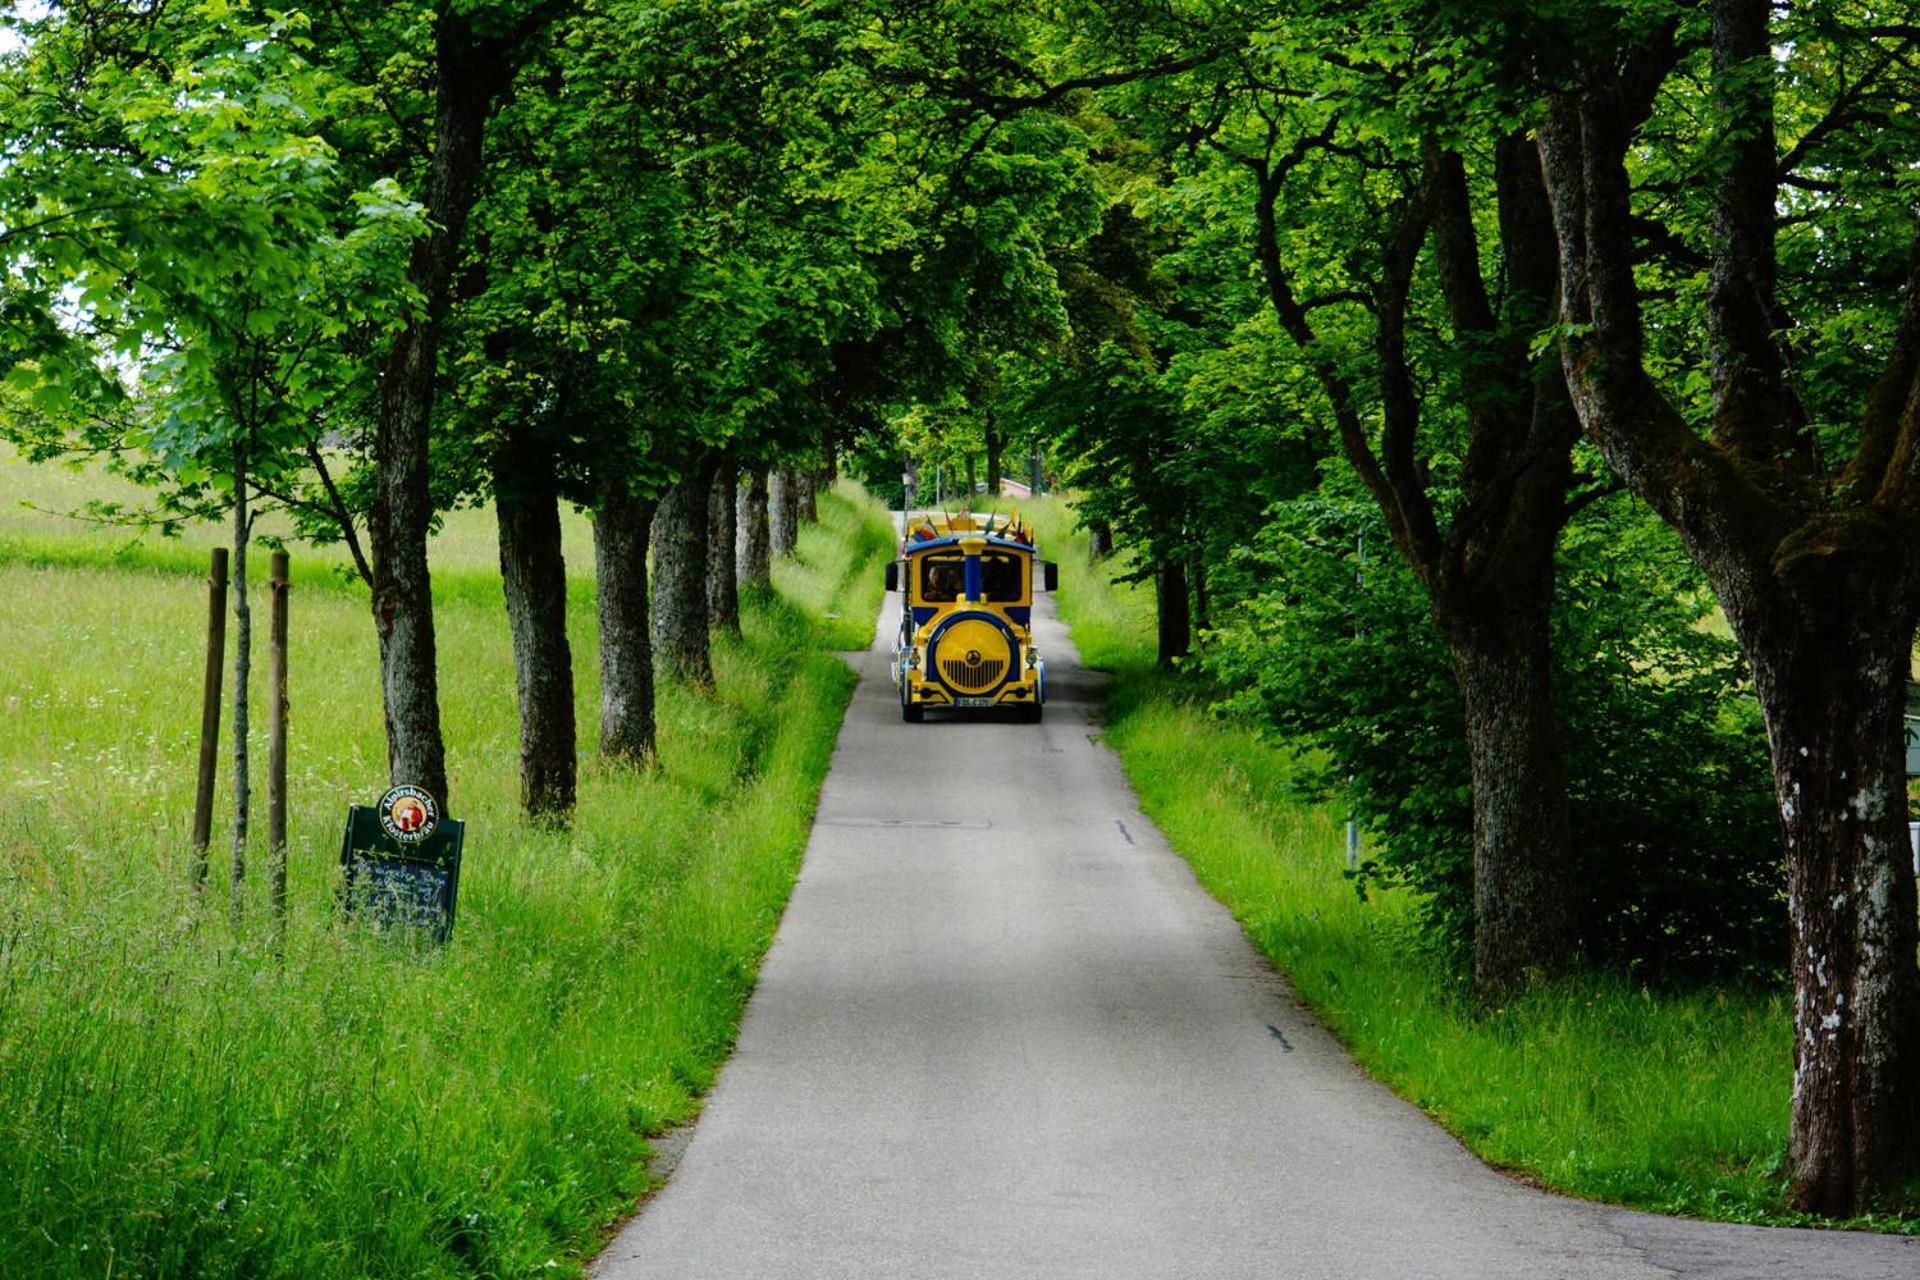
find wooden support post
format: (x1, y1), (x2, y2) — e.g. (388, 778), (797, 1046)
(190, 547), (229, 887)
(268, 551), (290, 932)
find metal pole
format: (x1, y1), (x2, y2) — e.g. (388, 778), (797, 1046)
(190, 546), (229, 886)
(268, 551), (290, 931)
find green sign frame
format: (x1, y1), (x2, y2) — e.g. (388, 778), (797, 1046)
(338, 805), (465, 943)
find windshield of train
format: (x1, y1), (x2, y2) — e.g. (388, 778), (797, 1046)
(919, 552), (1024, 603)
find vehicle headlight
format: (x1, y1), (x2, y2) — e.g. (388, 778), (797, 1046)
(1025, 648), (1040, 668)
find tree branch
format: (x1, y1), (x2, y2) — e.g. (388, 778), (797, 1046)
(306, 441), (374, 586)
(1852, 215), (1920, 511)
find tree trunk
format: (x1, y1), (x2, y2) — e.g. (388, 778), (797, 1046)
(1191, 557), (1211, 634)
(822, 431), (839, 485)
(965, 453), (977, 497)
(708, 460), (740, 635)
(1155, 560), (1190, 668)
(190, 547), (228, 888)
(1446, 599), (1577, 1001)
(1538, 41), (1920, 1210)
(769, 467), (798, 558)
(652, 459), (718, 685)
(984, 424), (1004, 497)
(369, 20), (513, 815)
(266, 551), (288, 936)
(595, 479), (656, 765)
(229, 447), (250, 930)
(737, 467), (771, 591)
(1734, 604), (1920, 1214)
(1088, 521), (1113, 561)
(495, 437), (577, 823)
(797, 467), (818, 524)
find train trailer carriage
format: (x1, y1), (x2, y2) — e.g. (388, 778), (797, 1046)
(884, 524), (1059, 724)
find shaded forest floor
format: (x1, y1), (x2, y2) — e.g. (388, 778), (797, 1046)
(1020, 497), (1920, 1234)
(0, 458), (896, 1279)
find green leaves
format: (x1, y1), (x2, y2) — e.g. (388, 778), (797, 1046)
(0, 0), (426, 528)
(1205, 490), (1781, 983)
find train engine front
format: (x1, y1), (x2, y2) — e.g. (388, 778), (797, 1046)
(887, 529), (1056, 723)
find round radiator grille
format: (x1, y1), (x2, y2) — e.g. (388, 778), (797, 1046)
(933, 617), (1013, 693)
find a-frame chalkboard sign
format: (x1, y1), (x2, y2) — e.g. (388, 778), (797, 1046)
(339, 785), (465, 943)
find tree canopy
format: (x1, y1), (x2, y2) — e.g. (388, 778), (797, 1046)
(5, 0), (1920, 1220)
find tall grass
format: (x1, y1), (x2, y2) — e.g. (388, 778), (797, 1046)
(0, 481), (896, 1277)
(1023, 497), (1916, 1231)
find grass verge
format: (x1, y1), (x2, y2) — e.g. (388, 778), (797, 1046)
(0, 481), (895, 1278)
(1022, 496), (1918, 1233)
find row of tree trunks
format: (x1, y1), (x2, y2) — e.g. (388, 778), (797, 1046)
(493, 448), (758, 819)
(708, 460), (741, 635)
(594, 479), (657, 765)
(737, 467), (772, 590)
(496, 447), (798, 818)
(652, 458), (719, 686)
(494, 429), (577, 823)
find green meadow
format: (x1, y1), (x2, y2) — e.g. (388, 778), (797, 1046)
(1022, 497), (1918, 1232)
(0, 452), (895, 1279)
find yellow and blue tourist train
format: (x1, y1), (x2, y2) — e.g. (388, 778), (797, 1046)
(885, 512), (1058, 723)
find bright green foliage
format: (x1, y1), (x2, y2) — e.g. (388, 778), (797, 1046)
(0, 4), (421, 543)
(1205, 489), (1782, 982)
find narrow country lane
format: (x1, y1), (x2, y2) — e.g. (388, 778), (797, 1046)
(591, 587), (1919, 1280)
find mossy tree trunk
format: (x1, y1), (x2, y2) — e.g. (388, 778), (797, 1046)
(594, 479), (656, 765)
(1247, 125), (1583, 1002)
(708, 459), (740, 635)
(769, 466), (798, 557)
(1535, 0), (1920, 1208)
(495, 429), (577, 822)
(652, 456), (719, 685)
(368, 12), (554, 814)
(1445, 588), (1576, 995)
(797, 466), (818, 524)
(737, 466), (772, 591)
(1155, 560), (1190, 668)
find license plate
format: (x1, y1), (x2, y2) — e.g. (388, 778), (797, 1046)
(955, 697), (995, 708)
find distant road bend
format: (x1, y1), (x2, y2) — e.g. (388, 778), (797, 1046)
(593, 587), (1919, 1279)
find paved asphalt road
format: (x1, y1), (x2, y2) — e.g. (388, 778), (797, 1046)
(594, 587), (1919, 1279)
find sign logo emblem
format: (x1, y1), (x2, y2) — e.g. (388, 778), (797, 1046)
(965, 649), (982, 665)
(378, 784), (438, 844)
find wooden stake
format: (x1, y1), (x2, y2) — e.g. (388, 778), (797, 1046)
(190, 547), (229, 886)
(268, 551), (290, 931)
